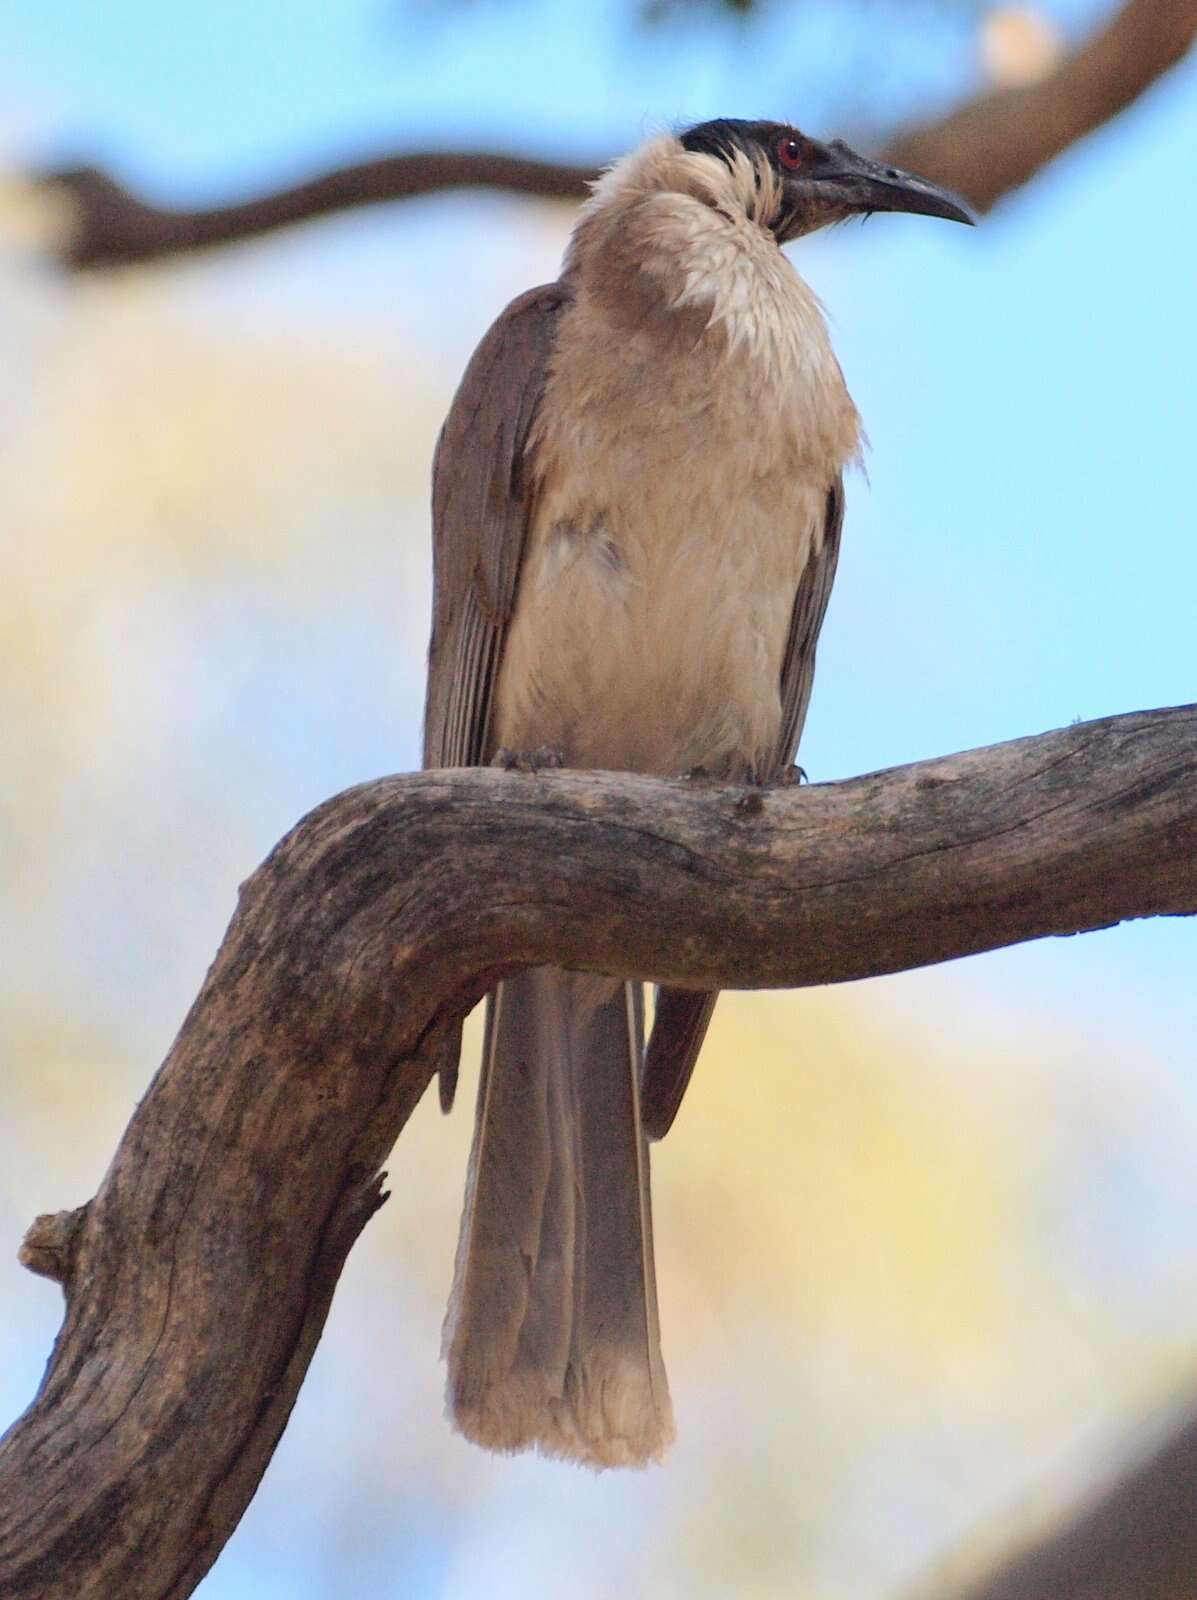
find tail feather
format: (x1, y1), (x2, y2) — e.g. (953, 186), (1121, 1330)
(444, 967), (674, 1468)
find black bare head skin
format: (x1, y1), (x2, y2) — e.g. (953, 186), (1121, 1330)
(680, 117), (974, 243)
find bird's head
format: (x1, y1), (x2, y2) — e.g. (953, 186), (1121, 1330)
(678, 118), (974, 243)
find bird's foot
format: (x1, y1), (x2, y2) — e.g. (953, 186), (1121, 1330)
(491, 743), (565, 773)
(777, 764), (808, 787)
(735, 764), (806, 811)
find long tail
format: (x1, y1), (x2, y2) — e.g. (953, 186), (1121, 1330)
(443, 966), (674, 1468)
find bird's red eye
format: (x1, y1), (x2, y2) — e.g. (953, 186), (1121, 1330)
(777, 134), (802, 171)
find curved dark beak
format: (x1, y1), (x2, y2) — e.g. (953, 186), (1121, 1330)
(811, 140), (975, 225)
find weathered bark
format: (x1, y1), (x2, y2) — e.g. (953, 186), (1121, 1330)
(36, 0), (1197, 270)
(0, 703), (1194, 1599)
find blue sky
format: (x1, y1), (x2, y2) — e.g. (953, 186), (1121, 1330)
(5, 0), (973, 184)
(2, 0), (1126, 184)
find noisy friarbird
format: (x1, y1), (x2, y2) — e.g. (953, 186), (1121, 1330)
(423, 119), (971, 1468)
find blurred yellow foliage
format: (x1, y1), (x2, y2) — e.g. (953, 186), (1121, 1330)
(656, 988), (1018, 1379)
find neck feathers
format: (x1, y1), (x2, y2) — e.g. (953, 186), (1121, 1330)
(561, 134), (861, 470)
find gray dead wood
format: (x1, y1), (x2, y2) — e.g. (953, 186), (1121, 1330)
(0, 703), (1194, 1599)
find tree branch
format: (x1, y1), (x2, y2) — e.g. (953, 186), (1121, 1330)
(35, 0), (1197, 271)
(1, 704), (1194, 1598)
(921, 1403), (1197, 1600)
(39, 152), (596, 271)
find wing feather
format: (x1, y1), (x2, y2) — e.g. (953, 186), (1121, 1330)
(423, 282), (570, 769)
(775, 476), (845, 770)
(423, 282), (569, 1108)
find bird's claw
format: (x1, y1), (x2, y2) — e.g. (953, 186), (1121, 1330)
(491, 743), (565, 773)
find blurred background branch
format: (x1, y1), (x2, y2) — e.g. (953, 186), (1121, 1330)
(922, 1402), (1197, 1600)
(38, 152), (595, 272)
(884, 0), (1197, 207)
(33, 0), (1197, 271)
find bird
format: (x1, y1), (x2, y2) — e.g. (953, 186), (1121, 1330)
(423, 118), (971, 1469)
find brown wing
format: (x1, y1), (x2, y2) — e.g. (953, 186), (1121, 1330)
(424, 282), (569, 1109)
(641, 476), (846, 1141)
(423, 281), (570, 770)
(774, 476), (845, 772)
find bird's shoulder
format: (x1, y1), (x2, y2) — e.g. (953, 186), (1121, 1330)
(443, 282), (571, 427)
(432, 282), (571, 619)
